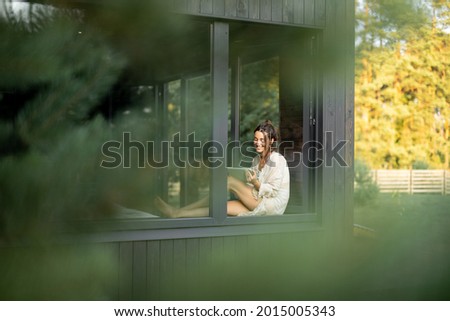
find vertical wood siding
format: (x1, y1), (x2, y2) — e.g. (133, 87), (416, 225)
(113, 231), (327, 300)
(171, 0), (326, 27)
(344, 0), (355, 236)
(118, 242), (133, 300)
(321, 0), (354, 242)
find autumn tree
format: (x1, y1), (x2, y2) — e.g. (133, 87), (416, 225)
(355, 0), (449, 169)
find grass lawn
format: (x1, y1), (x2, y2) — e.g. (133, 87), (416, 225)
(350, 194), (450, 300)
(354, 193), (450, 233)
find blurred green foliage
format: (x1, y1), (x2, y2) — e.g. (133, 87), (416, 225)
(0, 0), (169, 299)
(0, 0), (175, 239)
(0, 244), (117, 300)
(354, 159), (379, 205)
(0, 3), (126, 240)
(411, 159), (429, 169)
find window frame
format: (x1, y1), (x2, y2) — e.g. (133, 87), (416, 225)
(82, 20), (324, 238)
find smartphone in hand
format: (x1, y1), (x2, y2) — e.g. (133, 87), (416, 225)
(246, 168), (256, 184)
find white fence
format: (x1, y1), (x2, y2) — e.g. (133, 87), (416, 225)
(371, 170), (450, 195)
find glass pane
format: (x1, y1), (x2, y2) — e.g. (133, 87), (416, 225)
(104, 19), (212, 220)
(184, 74), (211, 206)
(238, 54), (309, 212)
(101, 85), (162, 218)
(240, 57), (280, 144)
(166, 80), (182, 208)
(163, 74), (212, 217)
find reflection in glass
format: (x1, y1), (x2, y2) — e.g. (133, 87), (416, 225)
(240, 57), (280, 144)
(166, 75), (212, 211)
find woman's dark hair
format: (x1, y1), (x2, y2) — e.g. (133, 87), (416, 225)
(254, 121), (278, 169)
(254, 120), (278, 144)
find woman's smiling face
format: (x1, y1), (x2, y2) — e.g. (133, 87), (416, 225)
(253, 130), (272, 154)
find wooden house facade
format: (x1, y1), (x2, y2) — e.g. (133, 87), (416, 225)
(2, 0), (355, 300)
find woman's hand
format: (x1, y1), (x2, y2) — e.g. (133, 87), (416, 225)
(246, 169), (260, 190)
(246, 169), (256, 183)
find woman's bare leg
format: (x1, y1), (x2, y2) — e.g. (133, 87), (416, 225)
(171, 207), (209, 218)
(155, 197), (249, 217)
(227, 176), (259, 211)
(155, 176), (258, 218)
(227, 200), (251, 216)
(154, 196), (209, 218)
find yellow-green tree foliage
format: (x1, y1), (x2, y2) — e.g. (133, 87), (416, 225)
(355, 0), (449, 169)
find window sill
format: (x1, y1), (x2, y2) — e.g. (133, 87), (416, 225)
(61, 213), (321, 243)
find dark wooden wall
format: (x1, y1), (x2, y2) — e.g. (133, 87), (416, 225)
(103, 231), (330, 300)
(0, 0), (354, 301)
(320, 0), (355, 242)
(109, 0), (355, 301)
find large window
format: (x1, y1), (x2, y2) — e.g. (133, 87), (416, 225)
(228, 22), (319, 215)
(104, 20), (321, 227)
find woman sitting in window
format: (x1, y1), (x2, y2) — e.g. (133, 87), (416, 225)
(154, 120), (290, 217)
